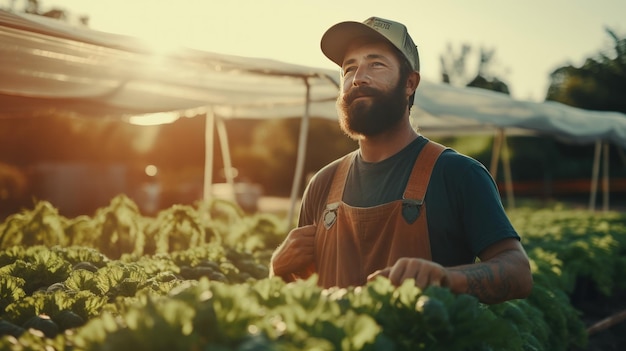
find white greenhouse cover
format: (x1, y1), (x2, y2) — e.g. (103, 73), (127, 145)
(1, 10), (626, 148)
(0, 11), (340, 120)
(1, 10), (624, 216)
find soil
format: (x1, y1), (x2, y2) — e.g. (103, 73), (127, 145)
(569, 287), (626, 350)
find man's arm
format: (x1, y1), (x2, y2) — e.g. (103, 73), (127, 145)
(270, 162), (339, 281)
(368, 238), (533, 304)
(446, 238), (533, 304)
(269, 224), (317, 282)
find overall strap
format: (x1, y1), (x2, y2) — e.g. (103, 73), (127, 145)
(403, 141), (447, 201)
(326, 150), (358, 204)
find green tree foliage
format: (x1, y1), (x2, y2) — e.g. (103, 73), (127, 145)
(546, 27), (626, 113)
(2, 0), (89, 25)
(0, 114), (145, 166)
(466, 75), (510, 94)
(229, 118), (356, 196)
(440, 43), (511, 94)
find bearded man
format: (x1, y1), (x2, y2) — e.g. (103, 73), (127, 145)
(270, 17), (533, 304)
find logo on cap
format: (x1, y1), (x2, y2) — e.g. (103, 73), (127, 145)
(320, 16), (420, 72)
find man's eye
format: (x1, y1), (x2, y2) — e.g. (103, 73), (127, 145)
(343, 66), (356, 74)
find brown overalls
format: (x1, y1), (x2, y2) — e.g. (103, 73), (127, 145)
(313, 141), (446, 288)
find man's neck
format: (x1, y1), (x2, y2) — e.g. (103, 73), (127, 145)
(358, 119), (419, 163)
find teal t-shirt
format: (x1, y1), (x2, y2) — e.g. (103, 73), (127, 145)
(298, 136), (520, 266)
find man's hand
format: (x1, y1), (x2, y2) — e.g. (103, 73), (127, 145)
(270, 224), (317, 280)
(367, 257), (450, 288)
(367, 239), (533, 304)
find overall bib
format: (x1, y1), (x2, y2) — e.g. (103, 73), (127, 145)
(314, 141), (446, 288)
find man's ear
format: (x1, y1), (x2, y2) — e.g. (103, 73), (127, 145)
(406, 71), (420, 95)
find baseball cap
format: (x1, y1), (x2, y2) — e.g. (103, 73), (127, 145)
(321, 17), (420, 72)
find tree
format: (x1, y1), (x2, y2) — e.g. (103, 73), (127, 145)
(229, 118), (355, 196)
(440, 43), (510, 94)
(546, 28), (626, 113)
(2, 0), (89, 26)
(440, 43), (473, 86)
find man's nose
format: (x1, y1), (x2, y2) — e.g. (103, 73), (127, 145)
(352, 66), (370, 86)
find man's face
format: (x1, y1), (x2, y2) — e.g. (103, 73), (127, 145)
(336, 41), (409, 140)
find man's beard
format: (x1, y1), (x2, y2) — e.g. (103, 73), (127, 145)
(337, 78), (408, 139)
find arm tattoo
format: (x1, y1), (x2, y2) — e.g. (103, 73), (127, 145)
(455, 255), (515, 304)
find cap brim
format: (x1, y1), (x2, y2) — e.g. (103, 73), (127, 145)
(320, 21), (391, 68)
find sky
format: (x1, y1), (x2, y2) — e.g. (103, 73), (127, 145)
(16, 0), (626, 102)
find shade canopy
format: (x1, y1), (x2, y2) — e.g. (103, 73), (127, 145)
(2, 10), (626, 149)
(412, 82), (626, 147)
(0, 11), (339, 120)
(1, 10), (624, 216)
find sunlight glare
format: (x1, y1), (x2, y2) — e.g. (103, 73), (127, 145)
(140, 32), (185, 58)
(145, 164), (158, 177)
(128, 112), (180, 126)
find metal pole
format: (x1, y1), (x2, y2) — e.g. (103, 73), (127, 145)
(203, 109), (215, 202)
(489, 129), (503, 180)
(216, 116), (236, 200)
(602, 142), (610, 212)
(501, 132), (515, 209)
(287, 79), (311, 230)
(589, 141), (602, 212)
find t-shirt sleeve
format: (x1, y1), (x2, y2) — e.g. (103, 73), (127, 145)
(298, 180), (319, 227)
(451, 156), (520, 256)
(297, 160), (338, 227)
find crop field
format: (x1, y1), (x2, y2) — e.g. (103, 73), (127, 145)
(1, 195), (625, 350)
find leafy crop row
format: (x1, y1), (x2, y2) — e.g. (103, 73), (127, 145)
(510, 205), (626, 298)
(0, 195), (285, 260)
(1, 196), (625, 350)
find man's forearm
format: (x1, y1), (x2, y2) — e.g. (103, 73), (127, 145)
(447, 250), (533, 304)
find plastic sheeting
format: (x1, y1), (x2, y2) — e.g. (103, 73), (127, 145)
(0, 11), (339, 119)
(2, 10), (625, 215)
(1, 10), (625, 148)
(412, 81), (626, 147)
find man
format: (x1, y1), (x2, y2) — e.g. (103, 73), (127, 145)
(270, 17), (533, 304)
